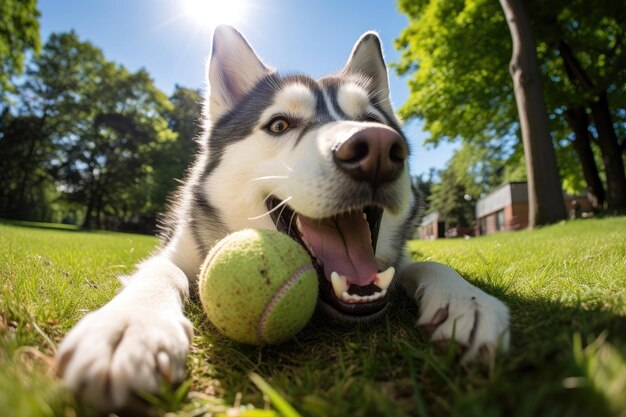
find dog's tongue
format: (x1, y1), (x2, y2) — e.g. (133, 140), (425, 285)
(298, 212), (378, 286)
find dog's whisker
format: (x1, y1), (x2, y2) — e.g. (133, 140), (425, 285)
(259, 187), (288, 214)
(281, 162), (294, 172)
(251, 175), (289, 182)
(276, 199), (290, 225)
(261, 191), (279, 207)
(248, 196), (293, 220)
(287, 210), (297, 234)
(370, 93), (392, 107)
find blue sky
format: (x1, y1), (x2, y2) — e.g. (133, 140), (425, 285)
(39, 0), (458, 176)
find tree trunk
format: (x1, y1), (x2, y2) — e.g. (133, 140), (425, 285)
(558, 40), (626, 212)
(95, 194), (103, 229)
(499, 0), (566, 227)
(565, 107), (605, 209)
(82, 176), (99, 229)
(94, 172), (111, 230)
(589, 92), (626, 212)
(82, 191), (95, 228)
(15, 133), (39, 218)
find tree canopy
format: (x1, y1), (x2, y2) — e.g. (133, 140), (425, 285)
(0, 31), (203, 231)
(396, 0), (626, 214)
(396, 0), (514, 145)
(0, 0), (40, 99)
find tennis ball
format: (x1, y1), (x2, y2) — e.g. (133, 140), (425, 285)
(199, 229), (318, 345)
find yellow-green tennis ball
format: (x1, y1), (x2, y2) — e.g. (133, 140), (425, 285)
(199, 229), (318, 345)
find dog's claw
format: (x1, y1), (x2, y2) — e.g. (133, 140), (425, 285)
(417, 305), (449, 335)
(402, 263), (510, 364)
(156, 351), (172, 382)
(432, 339), (468, 358)
(56, 306), (192, 411)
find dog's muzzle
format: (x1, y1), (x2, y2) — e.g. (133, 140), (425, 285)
(264, 125), (409, 322)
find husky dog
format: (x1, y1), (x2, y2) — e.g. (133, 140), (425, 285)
(56, 26), (510, 410)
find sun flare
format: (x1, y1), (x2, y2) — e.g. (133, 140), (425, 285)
(182, 0), (249, 29)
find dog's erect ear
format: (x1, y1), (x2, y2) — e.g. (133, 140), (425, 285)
(208, 25), (272, 120)
(341, 32), (392, 112)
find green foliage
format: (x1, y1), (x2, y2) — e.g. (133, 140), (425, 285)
(395, 0), (626, 201)
(148, 85), (203, 215)
(429, 167), (475, 228)
(555, 137), (601, 195)
(0, 0), (40, 99)
(0, 31), (199, 230)
(249, 373), (303, 417)
(530, 0), (626, 109)
(428, 142), (526, 227)
(0, 112), (56, 221)
(395, 0), (514, 145)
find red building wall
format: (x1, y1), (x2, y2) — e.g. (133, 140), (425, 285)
(478, 195), (594, 236)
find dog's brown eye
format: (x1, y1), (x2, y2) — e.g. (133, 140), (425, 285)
(268, 118), (290, 133)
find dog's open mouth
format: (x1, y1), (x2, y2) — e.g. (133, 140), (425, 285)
(267, 196), (394, 319)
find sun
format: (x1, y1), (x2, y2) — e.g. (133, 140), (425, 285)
(182, 0), (249, 29)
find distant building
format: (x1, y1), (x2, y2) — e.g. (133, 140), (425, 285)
(475, 182), (592, 235)
(417, 211), (445, 240)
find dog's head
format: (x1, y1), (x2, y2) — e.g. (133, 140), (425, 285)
(202, 26), (416, 322)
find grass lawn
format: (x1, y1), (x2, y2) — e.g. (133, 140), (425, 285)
(1, 217), (625, 417)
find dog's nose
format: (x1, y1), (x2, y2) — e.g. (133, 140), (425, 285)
(333, 125), (408, 188)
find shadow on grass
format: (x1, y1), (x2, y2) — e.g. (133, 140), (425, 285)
(0, 218), (156, 237)
(0, 218), (89, 232)
(453, 273), (626, 417)
(28, 282), (624, 417)
(185, 279), (626, 417)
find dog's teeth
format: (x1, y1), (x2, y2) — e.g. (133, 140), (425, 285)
(331, 272), (349, 298)
(340, 289), (387, 303)
(342, 291), (360, 303)
(362, 212), (367, 220)
(375, 267), (395, 290)
(296, 217), (302, 232)
(370, 289), (387, 301)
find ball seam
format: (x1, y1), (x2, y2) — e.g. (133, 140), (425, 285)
(257, 263), (315, 344)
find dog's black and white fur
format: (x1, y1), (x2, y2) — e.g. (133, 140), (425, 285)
(57, 26), (510, 410)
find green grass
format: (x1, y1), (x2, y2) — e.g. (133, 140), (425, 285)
(1, 217), (625, 417)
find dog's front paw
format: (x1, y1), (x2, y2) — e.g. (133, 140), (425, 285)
(416, 280), (510, 363)
(401, 262), (510, 363)
(56, 306), (193, 411)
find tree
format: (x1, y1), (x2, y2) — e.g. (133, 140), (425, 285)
(395, 0), (515, 146)
(556, 30), (626, 211)
(396, 0), (626, 214)
(3, 31), (107, 222)
(65, 66), (176, 229)
(531, 0), (626, 211)
(563, 107), (605, 207)
(0, 0), (40, 100)
(149, 85), (203, 214)
(1, 32), (202, 230)
(15, 32), (176, 229)
(499, 0), (567, 226)
(0, 111), (55, 220)
(396, 0), (565, 227)
(428, 142), (525, 228)
(430, 168), (475, 229)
